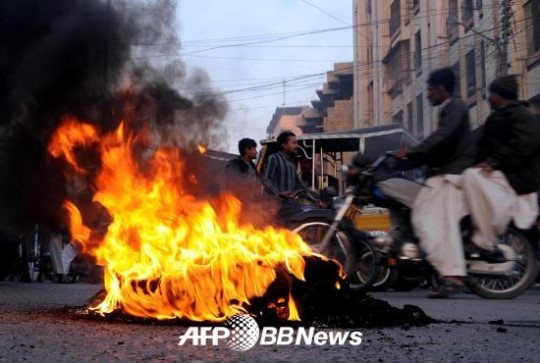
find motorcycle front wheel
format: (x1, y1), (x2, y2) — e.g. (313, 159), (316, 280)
(292, 218), (379, 293)
(468, 228), (538, 299)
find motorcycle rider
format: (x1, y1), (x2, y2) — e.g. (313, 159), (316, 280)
(393, 67), (474, 298)
(462, 75), (540, 255)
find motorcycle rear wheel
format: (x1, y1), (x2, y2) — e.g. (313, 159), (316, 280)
(468, 228), (538, 299)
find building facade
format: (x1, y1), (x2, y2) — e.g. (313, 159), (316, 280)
(353, 0), (540, 138)
(265, 106), (306, 139)
(305, 62), (354, 132)
(266, 62), (354, 138)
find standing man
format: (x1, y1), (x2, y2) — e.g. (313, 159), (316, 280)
(225, 138), (258, 189)
(263, 131), (309, 220)
(395, 68), (474, 298)
(262, 131), (308, 199)
(462, 75), (540, 255)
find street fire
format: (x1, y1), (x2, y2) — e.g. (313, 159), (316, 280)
(48, 116), (326, 322)
(197, 145), (207, 154)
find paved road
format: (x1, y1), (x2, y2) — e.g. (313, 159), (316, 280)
(0, 282), (539, 362)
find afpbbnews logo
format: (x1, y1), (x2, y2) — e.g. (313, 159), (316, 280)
(178, 314), (363, 351)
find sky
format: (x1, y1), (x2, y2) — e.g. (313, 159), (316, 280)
(177, 0), (354, 153)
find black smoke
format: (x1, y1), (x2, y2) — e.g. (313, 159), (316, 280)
(0, 0), (228, 240)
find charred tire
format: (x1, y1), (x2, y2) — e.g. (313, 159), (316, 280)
(468, 228), (538, 299)
(292, 218), (379, 293)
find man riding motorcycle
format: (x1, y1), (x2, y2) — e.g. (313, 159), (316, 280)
(383, 67), (474, 298)
(462, 75), (540, 257)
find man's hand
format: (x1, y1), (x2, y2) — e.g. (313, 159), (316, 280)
(393, 149), (409, 159)
(475, 162), (493, 175)
(279, 191), (295, 199)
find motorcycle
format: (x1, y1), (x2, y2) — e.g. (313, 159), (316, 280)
(278, 189), (380, 293)
(346, 152), (539, 299)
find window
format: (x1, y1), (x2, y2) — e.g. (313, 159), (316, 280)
(407, 101), (413, 132)
(390, 0), (401, 38)
(366, 0), (372, 15)
(383, 40), (411, 97)
(407, 0), (420, 19)
(466, 49), (476, 98)
(393, 110), (404, 125)
(452, 61), (461, 97)
(525, 0), (540, 56)
(462, 0), (474, 26)
(414, 31), (422, 74)
(480, 41), (487, 94)
(476, 0), (483, 18)
(416, 94), (424, 140)
(447, 0), (459, 43)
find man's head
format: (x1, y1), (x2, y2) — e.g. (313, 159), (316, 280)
(300, 157), (311, 172)
(277, 131), (298, 156)
(238, 138), (258, 160)
(488, 75), (518, 109)
(427, 68), (456, 106)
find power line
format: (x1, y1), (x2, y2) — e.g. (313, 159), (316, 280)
(131, 4), (521, 108)
(132, 26), (353, 60)
(134, 3), (501, 48)
(133, 7), (504, 62)
(179, 54), (344, 63)
(300, 0), (350, 25)
(167, 44), (356, 48)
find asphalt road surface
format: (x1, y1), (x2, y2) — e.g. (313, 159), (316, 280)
(0, 282), (539, 362)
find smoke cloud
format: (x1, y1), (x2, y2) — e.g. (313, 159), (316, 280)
(0, 0), (229, 237)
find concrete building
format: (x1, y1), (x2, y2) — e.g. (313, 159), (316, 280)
(266, 62), (354, 138)
(265, 106), (306, 139)
(304, 62), (354, 132)
(353, 0), (540, 138)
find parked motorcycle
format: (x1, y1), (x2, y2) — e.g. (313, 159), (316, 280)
(278, 189), (380, 293)
(347, 152), (539, 299)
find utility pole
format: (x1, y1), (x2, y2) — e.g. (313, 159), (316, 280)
(456, 0), (512, 77)
(498, 0), (512, 76)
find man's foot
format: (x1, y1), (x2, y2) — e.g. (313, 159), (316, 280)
(464, 245), (507, 263)
(428, 278), (464, 299)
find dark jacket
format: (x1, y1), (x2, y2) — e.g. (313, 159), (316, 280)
(476, 102), (540, 195)
(408, 97), (474, 177)
(225, 156), (258, 190)
(225, 156), (257, 176)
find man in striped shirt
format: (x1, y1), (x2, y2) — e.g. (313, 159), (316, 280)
(263, 131), (307, 199)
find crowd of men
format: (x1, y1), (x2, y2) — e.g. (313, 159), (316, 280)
(224, 68), (540, 299)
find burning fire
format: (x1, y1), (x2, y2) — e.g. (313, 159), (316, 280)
(197, 145), (207, 154)
(48, 116), (320, 322)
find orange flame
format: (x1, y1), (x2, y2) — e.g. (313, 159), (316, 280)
(47, 116), (100, 173)
(48, 116), (319, 321)
(197, 145), (207, 154)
